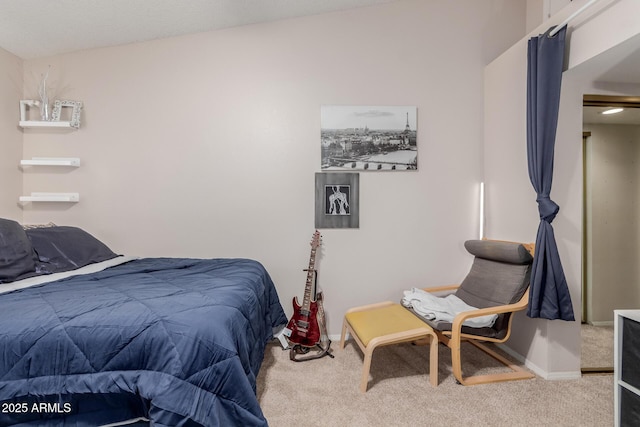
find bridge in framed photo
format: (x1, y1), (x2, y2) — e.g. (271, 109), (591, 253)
(320, 105), (417, 171)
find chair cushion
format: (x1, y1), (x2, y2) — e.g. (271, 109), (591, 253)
(346, 304), (428, 347)
(422, 315), (512, 340)
(455, 240), (533, 310)
(422, 241), (532, 339)
(456, 258), (531, 309)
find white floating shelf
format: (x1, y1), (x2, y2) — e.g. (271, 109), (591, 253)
(20, 157), (81, 167)
(19, 120), (74, 129)
(19, 192), (80, 203)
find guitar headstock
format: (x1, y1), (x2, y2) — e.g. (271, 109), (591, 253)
(310, 230), (322, 249)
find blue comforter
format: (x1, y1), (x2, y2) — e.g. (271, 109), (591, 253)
(0, 258), (287, 427)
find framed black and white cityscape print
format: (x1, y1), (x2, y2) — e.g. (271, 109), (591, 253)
(321, 105), (417, 171)
(315, 172), (359, 228)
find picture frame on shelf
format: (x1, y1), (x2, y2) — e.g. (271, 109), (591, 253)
(19, 100), (40, 122)
(52, 100), (83, 128)
(315, 172), (359, 229)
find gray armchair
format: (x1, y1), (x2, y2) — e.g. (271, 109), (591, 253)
(340, 239), (535, 391)
(411, 239), (535, 385)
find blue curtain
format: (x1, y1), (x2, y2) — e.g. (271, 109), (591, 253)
(526, 26), (575, 321)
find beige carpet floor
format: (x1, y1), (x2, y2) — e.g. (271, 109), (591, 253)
(581, 323), (614, 370)
(257, 340), (613, 427)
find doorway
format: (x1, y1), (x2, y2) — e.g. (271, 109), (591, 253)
(581, 95), (640, 374)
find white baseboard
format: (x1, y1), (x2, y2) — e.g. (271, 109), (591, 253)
(496, 343), (581, 380)
(588, 320), (614, 327)
(544, 370), (582, 380)
(328, 333), (342, 342)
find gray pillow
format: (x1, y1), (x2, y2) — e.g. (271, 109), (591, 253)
(0, 218), (37, 282)
(26, 226), (119, 273)
(464, 240), (533, 265)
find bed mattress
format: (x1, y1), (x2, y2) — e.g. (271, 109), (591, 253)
(0, 257), (287, 426)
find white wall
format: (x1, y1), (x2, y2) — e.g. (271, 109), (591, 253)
(485, 0), (640, 377)
(17, 0), (527, 335)
(526, 0), (573, 33)
(0, 48), (23, 220)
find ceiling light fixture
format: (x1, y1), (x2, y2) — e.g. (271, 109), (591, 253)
(602, 107), (624, 115)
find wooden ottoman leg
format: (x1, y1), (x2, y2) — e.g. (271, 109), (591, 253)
(429, 333), (438, 387)
(361, 347), (374, 393)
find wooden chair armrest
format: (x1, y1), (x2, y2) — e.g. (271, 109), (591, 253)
(450, 289), (530, 341)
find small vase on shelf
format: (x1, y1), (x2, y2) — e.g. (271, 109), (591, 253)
(40, 99), (49, 121)
(38, 66), (51, 121)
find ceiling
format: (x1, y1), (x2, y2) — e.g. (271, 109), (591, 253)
(577, 31), (640, 125)
(0, 0), (399, 60)
(3, 0), (639, 122)
(582, 33), (640, 86)
(583, 106), (640, 125)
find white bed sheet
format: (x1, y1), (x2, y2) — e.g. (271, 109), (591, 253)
(0, 256), (138, 295)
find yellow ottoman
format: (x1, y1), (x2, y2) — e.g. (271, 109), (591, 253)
(340, 301), (438, 392)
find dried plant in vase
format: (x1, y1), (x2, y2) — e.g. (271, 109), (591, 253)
(38, 66), (51, 121)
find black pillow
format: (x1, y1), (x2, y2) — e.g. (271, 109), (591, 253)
(26, 226), (119, 273)
(0, 218), (37, 282)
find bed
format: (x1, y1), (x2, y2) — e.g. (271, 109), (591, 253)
(0, 218), (287, 426)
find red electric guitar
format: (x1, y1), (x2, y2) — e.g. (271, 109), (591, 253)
(286, 231), (323, 348)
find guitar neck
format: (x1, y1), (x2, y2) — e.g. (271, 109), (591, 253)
(301, 247), (317, 308)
